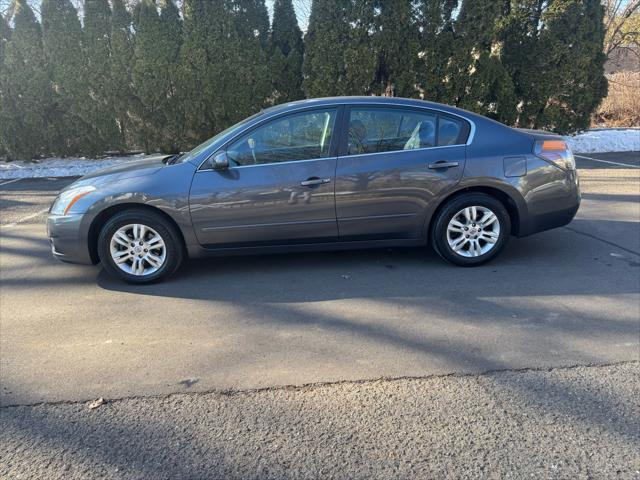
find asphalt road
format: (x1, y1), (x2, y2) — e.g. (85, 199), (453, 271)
(2, 363), (638, 479)
(1, 152), (639, 405)
(0, 152), (639, 478)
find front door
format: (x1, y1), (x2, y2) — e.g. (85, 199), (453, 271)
(190, 107), (340, 247)
(335, 106), (469, 239)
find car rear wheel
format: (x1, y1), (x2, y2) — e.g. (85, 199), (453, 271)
(98, 209), (184, 283)
(431, 193), (510, 266)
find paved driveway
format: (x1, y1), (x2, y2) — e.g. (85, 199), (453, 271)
(0, 153), (638, 406)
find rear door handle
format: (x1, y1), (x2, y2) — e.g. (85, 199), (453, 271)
(428, 161), (459, 169)
(300, 178), (331, 186)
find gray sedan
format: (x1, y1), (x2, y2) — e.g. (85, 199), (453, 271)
(48, 97), (580, 283)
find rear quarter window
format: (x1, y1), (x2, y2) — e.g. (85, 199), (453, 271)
(437, 114), (472, 146)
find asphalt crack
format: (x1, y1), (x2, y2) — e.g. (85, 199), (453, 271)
(2, 360), (637, 409)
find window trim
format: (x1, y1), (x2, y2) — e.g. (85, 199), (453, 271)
(199, 106), (342, 171)
(339, 105), (471, 158)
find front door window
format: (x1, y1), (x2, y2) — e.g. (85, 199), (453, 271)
(227, 109), (337, 166)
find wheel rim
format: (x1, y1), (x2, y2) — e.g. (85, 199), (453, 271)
(446, 206), (500, 258)
(109, 224), (167, 276)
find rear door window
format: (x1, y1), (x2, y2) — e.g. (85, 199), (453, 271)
(346, 107), (469, 156)
(347, 108), (437, 155)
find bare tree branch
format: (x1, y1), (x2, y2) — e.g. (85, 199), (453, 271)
(603, 0), (640, 57)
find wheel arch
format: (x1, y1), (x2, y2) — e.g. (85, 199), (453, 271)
(426, 185), (524, 240)
(87, 203), (186, 264)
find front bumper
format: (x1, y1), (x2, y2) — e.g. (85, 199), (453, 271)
(47, 214), (94, 265)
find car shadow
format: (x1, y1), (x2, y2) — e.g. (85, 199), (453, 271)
(96, 224), (640, 303)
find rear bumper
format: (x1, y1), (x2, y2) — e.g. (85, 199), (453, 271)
(47, 214), (94, 265)
(518, 201), (580, 237)
(517, 169), (581, 237)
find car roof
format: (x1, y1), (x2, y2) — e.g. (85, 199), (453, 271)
(262, 96), (473, 118)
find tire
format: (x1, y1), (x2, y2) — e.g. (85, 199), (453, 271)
(431, 193), (510, 267)
(97, 209), (184, 284)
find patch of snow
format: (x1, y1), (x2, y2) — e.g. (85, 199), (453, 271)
(0, 154), (161, 179)
(564, 128), (640, 153)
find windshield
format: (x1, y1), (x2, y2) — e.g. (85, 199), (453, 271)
(177, 111), (264, 164)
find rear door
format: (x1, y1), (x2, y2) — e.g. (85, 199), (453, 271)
(334, 106), (469, 239)
(189, 107), (341, 247)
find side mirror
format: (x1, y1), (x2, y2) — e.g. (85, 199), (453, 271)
(211, 151), (229, 170)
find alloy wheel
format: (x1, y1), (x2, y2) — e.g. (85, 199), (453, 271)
(446, 206), (501, 258)
(109, 223), (167, 276)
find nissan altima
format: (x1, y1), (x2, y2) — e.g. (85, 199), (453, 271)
(48, 97), (580, 283)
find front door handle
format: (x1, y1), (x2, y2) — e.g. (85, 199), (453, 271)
(428, 161), (459, 169)
(300, 177), (331, 187)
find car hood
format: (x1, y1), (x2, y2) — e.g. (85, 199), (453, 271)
(73, 155), (169, 185)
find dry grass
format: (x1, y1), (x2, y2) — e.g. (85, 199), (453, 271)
(592, 72), (640, 128)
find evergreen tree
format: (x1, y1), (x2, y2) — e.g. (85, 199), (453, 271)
(83, 0), (120, 152)
(0, 13), (9, 66)
(501, 0), (607, 133)
(551, 0), (607, 132)
(158, 0), (184, 150)
(42, 0), (95, 155)
(180, 0), (270, 144)
(459, 51), (518, 125)
(0, 14), (11, 157)
(0, 0), (53, 159)
(131, 0), (183, 152)
(270, 0), (304, 103)
(304, 0), (415, 98)
(342, 0), (377, 95)
(225, 0), (271, 122)
(231, 0), (270, 45)
(416, 0), (458, 103)
(537, 0), (606, 132)
(131, 0), (163, 152)
(371, 0), (419, 97)
(445, 0), (517, 123)
(498, 0), (542, 124)
(180, 0), (227, 144)
(110, 0), (135, 148)
(303, 0), (351, 97)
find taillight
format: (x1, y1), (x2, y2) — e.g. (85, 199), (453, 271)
(534, 140), (575, 171)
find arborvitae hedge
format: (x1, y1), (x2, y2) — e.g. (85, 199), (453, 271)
(303, 0), (351, 97)
(83, 0), (121, 154)
(270, 0), (304, 103)
(0, 13), (13, 158)
(42, 0), (93, 156)
(0, 0), (53, 160)
(0, 0), (608, 160)
(110, 0), (135, 148)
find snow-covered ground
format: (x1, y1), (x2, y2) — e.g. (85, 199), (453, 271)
(0, 129), (638, 179)
(0, 154), (161, 180)
(564, 128), (639, 154)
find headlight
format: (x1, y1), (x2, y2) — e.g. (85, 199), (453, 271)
(534, 140), (575, 171)
(50, 186), (96, 215)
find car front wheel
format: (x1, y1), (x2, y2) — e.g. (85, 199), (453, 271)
(97, 209), (184, 283)
(432, 193), (510, 266)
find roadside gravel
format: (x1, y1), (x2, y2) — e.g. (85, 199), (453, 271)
(2, 362), (638, 480)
